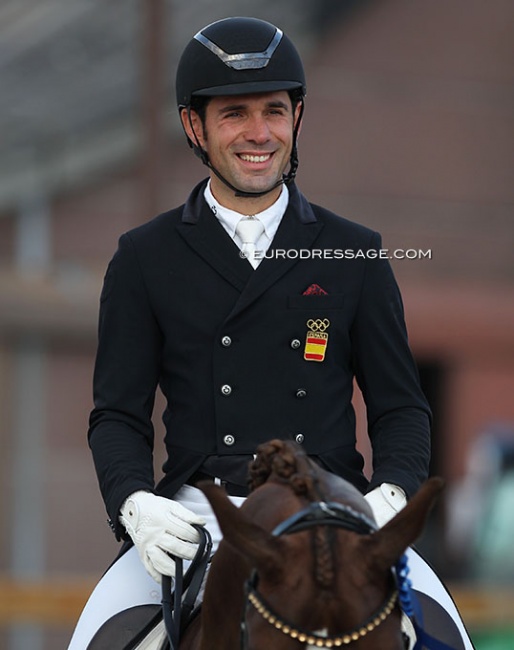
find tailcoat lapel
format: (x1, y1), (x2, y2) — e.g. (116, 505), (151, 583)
(175, 180), (253, 291)
(175, 180), (324, 319)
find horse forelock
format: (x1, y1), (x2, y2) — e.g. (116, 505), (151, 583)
(249, 439), (322, 498)
(249, 440), (337, 591)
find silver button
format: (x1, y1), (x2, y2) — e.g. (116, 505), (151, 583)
(290, 338), (301, 349)
(223, 434), (235, 446)
(295, 388), (307, 399)
(221, 384), (232, 396)
(295, 433), (305, 444)
(221, 336), (232, 347)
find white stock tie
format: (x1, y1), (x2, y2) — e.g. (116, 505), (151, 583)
(235, 217), (265, 269)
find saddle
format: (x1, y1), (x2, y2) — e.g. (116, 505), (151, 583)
(86, 526), (211, 650)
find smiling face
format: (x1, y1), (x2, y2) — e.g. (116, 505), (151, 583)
(181, 91), (301, 212)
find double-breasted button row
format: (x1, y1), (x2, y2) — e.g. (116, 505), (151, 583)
(223, 336), (302, 350)
(222, 385), (307, 398)
(222, 434), (303, 447)
(222, 433), (304, 447)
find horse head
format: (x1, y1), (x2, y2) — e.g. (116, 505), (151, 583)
(198, 439), (443, 650)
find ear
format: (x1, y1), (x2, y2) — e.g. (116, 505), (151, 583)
(199, 482), (284, 580)
(365, 477), (444, 573)
(180, 107), (206, 148)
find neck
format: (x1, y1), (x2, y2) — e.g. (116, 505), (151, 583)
(209, 175), (283, 214)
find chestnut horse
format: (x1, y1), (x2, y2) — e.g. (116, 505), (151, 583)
(178, 439), (443, 650)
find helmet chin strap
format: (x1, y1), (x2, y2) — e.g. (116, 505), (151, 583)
(186, 100), (304, 200)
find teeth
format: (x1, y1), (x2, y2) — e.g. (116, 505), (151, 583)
(239, 154), (270, 163)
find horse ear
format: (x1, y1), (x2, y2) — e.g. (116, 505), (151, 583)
(199, 482), (284, 579)
(365, 477), (444, 572)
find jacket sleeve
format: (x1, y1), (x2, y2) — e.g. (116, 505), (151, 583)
(350, 231), (431, 499)
(88, 233), (162, 539)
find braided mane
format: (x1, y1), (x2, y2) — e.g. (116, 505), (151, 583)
(248, 439), (320, 496)
(248, 439), (335, 589)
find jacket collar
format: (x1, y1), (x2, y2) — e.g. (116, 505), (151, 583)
(181, 178), (317, 226)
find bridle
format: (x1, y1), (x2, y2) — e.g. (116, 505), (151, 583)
(241, 500), (401, 649)
(162, 500), (458, 650)
(245, 583), (398, 648)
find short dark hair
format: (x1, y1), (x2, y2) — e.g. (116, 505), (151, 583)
(189, 96), (210, 126)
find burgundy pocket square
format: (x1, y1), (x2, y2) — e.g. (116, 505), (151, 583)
(303, 283), (328, 296)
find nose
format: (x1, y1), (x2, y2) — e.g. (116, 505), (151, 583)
(244, 114), (271, 144)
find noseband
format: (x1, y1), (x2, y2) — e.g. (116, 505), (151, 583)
(241, 501), (400, 648)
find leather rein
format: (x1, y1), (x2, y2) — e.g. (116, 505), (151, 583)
(241, 501), (400, 649)
(162, 524), (213, 650)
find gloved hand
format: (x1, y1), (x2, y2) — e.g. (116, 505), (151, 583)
(364, 483), (407, 528)
(119, 490), (206, 583)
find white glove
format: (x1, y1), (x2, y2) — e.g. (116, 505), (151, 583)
(119, 490), (206, 583)
(364, 483), (407, 528)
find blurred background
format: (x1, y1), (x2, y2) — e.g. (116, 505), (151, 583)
(0, 1), (513, 648)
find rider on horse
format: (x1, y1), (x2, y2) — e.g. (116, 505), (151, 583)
(67, 17), (474, 650)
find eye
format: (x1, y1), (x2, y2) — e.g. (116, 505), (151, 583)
(266, 105), (290, 119)
(221, 109), (244, 120)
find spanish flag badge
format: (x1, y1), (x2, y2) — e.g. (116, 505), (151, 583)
(304, 319), (330, 362)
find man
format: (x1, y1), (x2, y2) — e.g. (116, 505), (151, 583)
(68, 17), (473, 649)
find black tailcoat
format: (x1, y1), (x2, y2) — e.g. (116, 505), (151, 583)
(89, 180), (431, 539)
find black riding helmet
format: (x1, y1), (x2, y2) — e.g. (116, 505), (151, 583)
(175, 17), (306, 198)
